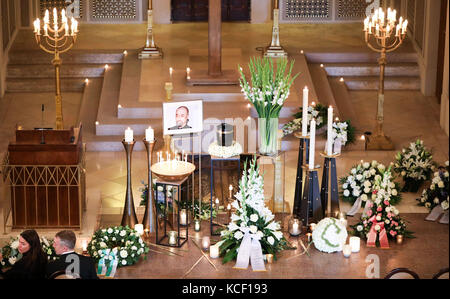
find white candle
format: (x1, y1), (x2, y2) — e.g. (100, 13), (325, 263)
(349, 237), (360, 253)
(169, 67), (173, 80)
(309, 119), (316, 170)
(302, 86), (309, 136)
(309, 223), (316, 232)
(209, 244), (219, 259)
(202, 236), (210, 251)
(134, 224), (144, 236)
(168, 231), (178, 246)
(81, 240), (87, 252)
(327, 106), (333, 155)
(124, 127), (133, 143)
(343, 244), (352, 258)
(180, 209), (187, 226)
(194, 219), (201, 232)
(145, 126), (154, 142)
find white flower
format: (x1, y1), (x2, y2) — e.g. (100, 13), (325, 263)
(266, 221), (280, 231)
(430, 184), (435, 190)
(131, 246), (137, 251)
(357, 225), (363, 232)
(376, 215), (381, 221)
(361, 194), (368, 201)
(343, 190), (350, 197)
(438, 181), (445, 188)
(375, 224), (381, 231)
(370, 169), (377, 176)
(356, 174), (363, 181)
(371, 160), (378, 167)
(119, 230), (126, 237)
(250, 214), (259, 222)
(267, 236), (275, 245)
(363, 162), (370, 169)
(401, 171), (406, 177)
(120, 250), (128, 258)
(256, 231), (264, 239)
(420, 197), (426, 203)
(352, 190), (361, 197)
(351, 168), (357, 175)
(121, 260), (127, 266)
(392, 189), (398, 196)
(234, 231), (243, 240)
(107, 228), (113, 234)
(385, 207), (391, 212)
(425, 202), (431, 208)
(11, 240), (19, 249)
(100, 242), (107, 248)
(393, 208), (400, 215)
(249, 225), (258, 234)
(363, 181), (371, 188)
(364, 188), (371, 194)
(385, 220), (390, 225)
(273, 231), (283, 240)
(228, 222), (239, 232)
(445, 172), (449, 178)
(342, 183), (348, 189)
(441, 200), (449, 211)
(8, 257), (17, 265)
(434, 197), (440, 204)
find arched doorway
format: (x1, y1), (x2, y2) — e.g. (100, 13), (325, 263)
(171, 0), (251, 22)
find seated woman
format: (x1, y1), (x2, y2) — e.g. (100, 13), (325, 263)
(0, 230), (47, 279)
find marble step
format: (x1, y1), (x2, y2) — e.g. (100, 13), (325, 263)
(342, 76), (421, 90)
(6, 78), (87, 92)
(8, 50), (124, 65)
(323, 63), (419, 77)
(7, 64), (109, 79)
(305, 52), (417, 64)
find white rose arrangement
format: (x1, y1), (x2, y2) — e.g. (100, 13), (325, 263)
(312, 218), (348, 253)
(417, 162), (449, 212)
(218, 158), (292, 264)
(340, 160), (402, 207)
(208, 141), (243, 158)
(1, 236), (58, 268)
(88, 225), (149, 268)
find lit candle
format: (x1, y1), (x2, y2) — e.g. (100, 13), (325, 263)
(229, 185), (233, 199)
(266, 254), (274, 264)
(145, 126), (154, 142)
(306, 233), (312, 243)
(61, 9), (67, 24)
(309, 223), (316, 232)
(302, 86), (309, 136)
(64, 23), (69, 36)
(53, 8), (58, 26)
(343, 244), (352, 258)
(309, 119), (316, 169)
(134, 224), (144, 236)
(396, 235), (404, 245)
(289, 218), (301, 236)
(194, 219), (201, 232)
(44, 10), (50, 24)
(327, 106), (333, 155)
(227, 203), (231, 218)
(124, 127), (133, 143)
(44, 23), (48, 36)
(202, 236), (210, 251)
(376, 23), (380, 36)
(349, 236), (360, 253)
(168, 231), (178, 246)
(81, 240), (87, 252)
(180, 209), (187, 226)
(169, 67), (173, 80)
(402, 20), (408, 34)
(209, 244), (219, 259)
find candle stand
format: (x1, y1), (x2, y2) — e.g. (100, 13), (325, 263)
(121, 140), (139, 227)
(293, 132), (310, 218)
(155, 177), (189, 248)
(300, 165), (324, 226)
(142, 138), (156, 233)
(210, 155), (241, 235)
(320, 152), (341, 217)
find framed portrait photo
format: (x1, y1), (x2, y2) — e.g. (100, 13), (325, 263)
(163, 100), (204, 136)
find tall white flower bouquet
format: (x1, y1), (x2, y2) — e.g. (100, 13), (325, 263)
(239, 57), (298, 155)
(417, 161), (449, 211)
(393, 139), (435, 193)
(218, 158), (291, 263)
(340, 160), (402, 207)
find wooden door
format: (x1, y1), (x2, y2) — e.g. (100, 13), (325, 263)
(171, 0), (250, 22)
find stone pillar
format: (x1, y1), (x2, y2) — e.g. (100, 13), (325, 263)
(440, 0), (449, 136)
(208, 0), (222, 76)
(0, 4), (6, 98)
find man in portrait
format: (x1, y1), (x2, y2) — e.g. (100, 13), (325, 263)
(169, 106), (192, 130)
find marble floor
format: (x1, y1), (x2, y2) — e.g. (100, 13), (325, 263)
(0, 23), (448, 278)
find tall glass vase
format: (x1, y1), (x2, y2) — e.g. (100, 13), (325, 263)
(258, 118), (279, 156)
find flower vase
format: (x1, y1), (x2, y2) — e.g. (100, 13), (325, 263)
(402, 178), (423, 193)
(258, 118), (279, 156)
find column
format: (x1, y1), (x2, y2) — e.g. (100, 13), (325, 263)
(208, 0), (222, 76)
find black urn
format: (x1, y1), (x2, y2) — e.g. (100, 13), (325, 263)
(216, 123), (234, 147)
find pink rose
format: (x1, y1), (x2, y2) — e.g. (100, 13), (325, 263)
(390, 230), (397, 237)
(377, 213), (382, 218)
(392, 221), (398, 226)
(377, 206), (382, 212)
(367, 210), (373, 217)
(387, 213), (392, 219)
(384, 200), (390, 206)
(368, 203), (373, 209)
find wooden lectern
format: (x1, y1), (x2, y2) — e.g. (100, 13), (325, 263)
(3, 125), (85, 229)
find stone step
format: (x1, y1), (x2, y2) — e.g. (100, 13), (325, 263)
(7, 64), (109, 79)
(305, 52), (417, 64)
(323, 63), (419, 77)
(341, 76), (421, 90)
(8, 50), (124, 65)
(6, 78), (86, 92)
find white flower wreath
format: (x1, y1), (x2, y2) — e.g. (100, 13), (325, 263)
(312, 218), (347, 253)
(208, 141), (243, 158)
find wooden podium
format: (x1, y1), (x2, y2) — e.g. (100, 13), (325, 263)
(2, 125), (85, 229)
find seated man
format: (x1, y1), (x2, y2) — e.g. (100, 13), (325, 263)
(168, 106), (192, 130)
(46, 230), (98, 279)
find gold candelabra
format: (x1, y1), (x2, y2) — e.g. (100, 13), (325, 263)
(139, 0), (163, 59)
(363, 7), (408, 150)
(33, 8), (78, 130)
(264, 0), (287, 58)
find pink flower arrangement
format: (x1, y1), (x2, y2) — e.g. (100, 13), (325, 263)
(390, 230), (397, 237)
(384, 200), (390, 206)
(377, 206), (382, 212)
(366, 210), (373, 217)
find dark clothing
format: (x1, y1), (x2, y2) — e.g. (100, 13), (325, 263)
(46, 252), (98, 279)
(0, 252), (47, 279)
(168, 124), (192, 130)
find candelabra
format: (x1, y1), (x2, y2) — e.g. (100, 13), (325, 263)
(33, 8), (78, 130)
(139, 0), (163, 59)
(121, 140), (138, 228)
(363, 8), (408, 150)
(142, 138), (156, 233)
(264, 0), (288, 58)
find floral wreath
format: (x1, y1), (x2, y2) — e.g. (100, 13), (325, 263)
(417, 161), (449, 211)
(87, 226), (149, 268)
(1, 236), (58, 268)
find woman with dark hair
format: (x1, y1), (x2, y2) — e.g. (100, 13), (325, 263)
(0, 230), (47, 279)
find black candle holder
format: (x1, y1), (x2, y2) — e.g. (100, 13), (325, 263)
(320, 152), (341, 217)
(121, 140), (138, 228)
(300, 165), (324, 226)
(142, 139), (156, 233)
(293, 133), (310, 218)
